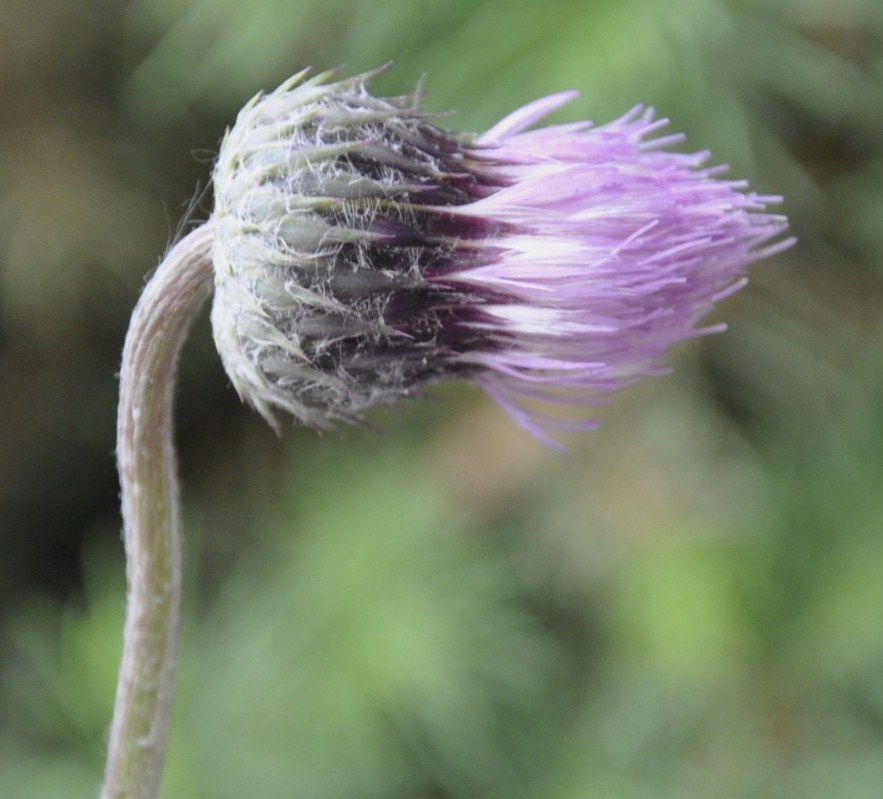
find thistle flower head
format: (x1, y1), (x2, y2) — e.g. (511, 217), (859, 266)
(211, 67), (793, 446)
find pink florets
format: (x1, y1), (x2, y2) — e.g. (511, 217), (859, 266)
(438, 95), (794, 445)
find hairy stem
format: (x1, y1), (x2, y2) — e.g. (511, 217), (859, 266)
(102, 222), (215, 799)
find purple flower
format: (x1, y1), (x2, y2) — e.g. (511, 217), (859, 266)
(211, 68), (793, 446)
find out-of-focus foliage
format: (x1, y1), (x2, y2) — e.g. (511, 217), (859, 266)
(1, 1), (882, 797)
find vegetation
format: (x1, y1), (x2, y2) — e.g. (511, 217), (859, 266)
(1, 1), (882, 796)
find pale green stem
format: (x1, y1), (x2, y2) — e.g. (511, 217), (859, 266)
(102, 222), (215, 799)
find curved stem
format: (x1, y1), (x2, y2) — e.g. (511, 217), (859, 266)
(102, 222), (215, 799)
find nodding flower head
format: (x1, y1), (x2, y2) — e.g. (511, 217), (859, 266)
(210, 67), (793, 446)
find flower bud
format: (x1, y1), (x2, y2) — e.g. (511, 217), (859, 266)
(210, 67), (793, 445)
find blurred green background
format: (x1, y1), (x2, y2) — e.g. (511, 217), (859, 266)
(1, 0), (882, 797)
